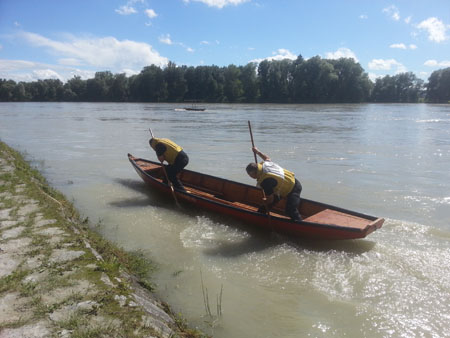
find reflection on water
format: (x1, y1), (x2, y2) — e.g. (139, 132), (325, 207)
(1, 102), (450, 337)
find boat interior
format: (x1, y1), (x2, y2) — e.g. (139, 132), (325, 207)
(133, 158), (379, 230)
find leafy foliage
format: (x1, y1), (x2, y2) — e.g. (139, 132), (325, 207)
(371, 72), (424, 103)
(0, 56), (445, 103)
(426, 67), (450, 103)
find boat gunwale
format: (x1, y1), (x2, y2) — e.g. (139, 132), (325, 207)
(128, 154), (383, 235)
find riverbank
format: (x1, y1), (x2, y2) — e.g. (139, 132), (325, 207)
(0, 141), (204, 337)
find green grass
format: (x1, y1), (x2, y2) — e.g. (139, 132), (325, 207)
(0, 141), (207, 338)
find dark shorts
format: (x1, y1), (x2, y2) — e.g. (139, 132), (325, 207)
(285, 179), (302, 221)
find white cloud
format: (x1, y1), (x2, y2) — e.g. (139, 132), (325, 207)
(58, 58), (83, 66)
(424, 60), (438, 67)
(158, 34), (194, 53)
(417, 17), (448, 43)
(199, 40), (220, 45)
(389, 43), (417, 50)
(180, 43), (194, 52)
(359, 14), (368, 20)
(115, 0), (145, 15)
(390, 43), (406, 49)
(368, 58), (407, 73)
(368, 72), (381, 82)
(0, 59), (36, 72)
(0, 59), (95, 82)
(18, 31), (168, 69)
(424, 59), (450, 67)
(115, 5), (137, 15)
(121, 68), (140, 77)
(250, 49), (297, 63)
(383, 5), (400, 21)
(145, 9), (157, 18)
(33, 69), (64, 81)
(8, 31), (168, 82)
(183, 0), (250, 9)
(272, 49), (296, 60)
(325, 47), (358, 62)
(159, 34), (173, 45)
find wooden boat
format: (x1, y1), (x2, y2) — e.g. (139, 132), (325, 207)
(184, 107), (205, 111)
(128, 154), (384, 240)
(183, 100), (205, 111)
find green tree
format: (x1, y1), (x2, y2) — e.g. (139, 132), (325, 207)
(85, 71), (114, 101)
(329, 58), (371, 102)
(164, 62), (186, 102)
(396, 72), (423, 102)
(426, 67), (450, 103)
(184, 66), (223, 102)
(65, 76), (87, 101)
(110, 73), (129, 102)
(258, 59), (293, 102)
(223, 65), (243, 102)
(132, 65), (167, 102)
(371, 72), (423, 102)
(0, 79), (17, 101)
(291, 56), (338, 102)
(13, 82), (29, 101)
(239, 63), (259, 102)
(42, 79), (64, 101)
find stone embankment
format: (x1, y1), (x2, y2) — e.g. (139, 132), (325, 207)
(0, 141), (202, 337)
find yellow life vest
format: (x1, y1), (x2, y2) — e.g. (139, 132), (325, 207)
(256, 161), (295, 197)
(151, 138), (183, 165)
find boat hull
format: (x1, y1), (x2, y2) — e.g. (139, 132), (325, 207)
(128, 154), (383, 240)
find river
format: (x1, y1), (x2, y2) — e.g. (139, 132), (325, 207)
(1, 102), (449, 337)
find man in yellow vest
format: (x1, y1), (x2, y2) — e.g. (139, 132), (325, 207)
(149, 137), (189, 191)
(246, 147), (302, 221)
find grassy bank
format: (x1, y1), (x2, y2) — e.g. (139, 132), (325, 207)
(0, 140), (205, 337)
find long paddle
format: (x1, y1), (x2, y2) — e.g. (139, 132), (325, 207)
(247, 121), (271, 220)
(149, 128), (181, 208)
(248, 121), (258, 164)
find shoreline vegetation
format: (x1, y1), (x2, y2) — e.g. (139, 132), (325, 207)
(0, 140), (206, 337)
(1, 57), (450, 104)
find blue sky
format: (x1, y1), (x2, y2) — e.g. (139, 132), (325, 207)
(0, 0), (449, 83)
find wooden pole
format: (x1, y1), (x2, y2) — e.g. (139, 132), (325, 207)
(248, 121), (258, 163)
(247, 121), (271, 220)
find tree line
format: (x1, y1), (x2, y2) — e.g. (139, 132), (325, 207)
(1, 55), (449, 103)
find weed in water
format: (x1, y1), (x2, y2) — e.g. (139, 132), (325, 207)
(200, 269), (223, 327)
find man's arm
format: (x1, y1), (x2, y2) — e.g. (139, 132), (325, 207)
(252, 147), (271, 162)
(260, 178), (277, 203)
(155, 143), (167, 162)
(258, 178), (280, 213)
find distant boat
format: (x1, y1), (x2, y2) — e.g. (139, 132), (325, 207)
(183, 100), (205, 111)
(128, 154), (384, 240)
(184, 106), (205, 111)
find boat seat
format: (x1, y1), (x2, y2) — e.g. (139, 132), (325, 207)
(184, 184), (223, 198)
(304, 209), (369, 229)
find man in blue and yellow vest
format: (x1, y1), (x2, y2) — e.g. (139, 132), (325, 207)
(246, 147), (302, 221)
(149, 137), (189, 191)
